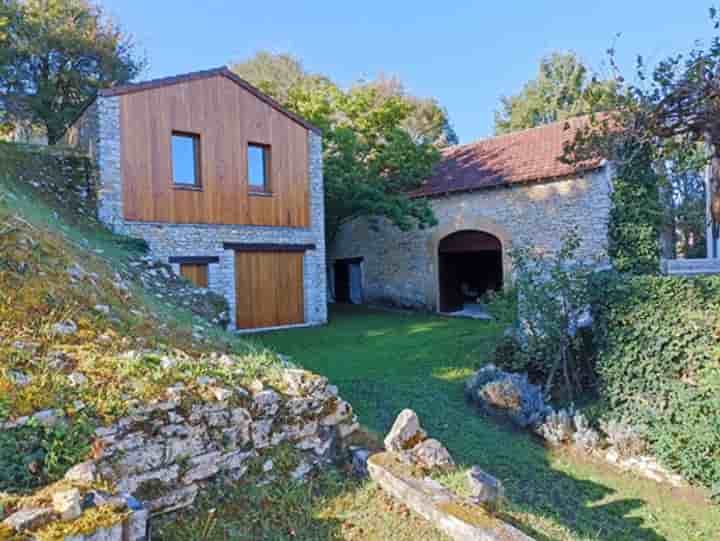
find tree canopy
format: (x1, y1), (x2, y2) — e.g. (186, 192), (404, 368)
(494, 52), (619, 135)
(232, 52), (446, 240)
(0, 0), (144, 143)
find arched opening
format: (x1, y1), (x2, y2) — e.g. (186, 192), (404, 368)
(438, 230), (503, 313)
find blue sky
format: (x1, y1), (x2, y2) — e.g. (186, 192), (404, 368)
(103, 1), (715, 144)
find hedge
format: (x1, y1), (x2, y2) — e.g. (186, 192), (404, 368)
(591, 272), (720, 489)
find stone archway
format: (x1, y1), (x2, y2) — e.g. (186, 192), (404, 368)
(427, 218), (513, 312)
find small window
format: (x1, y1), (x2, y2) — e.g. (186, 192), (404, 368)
(248, 143), (270, 193)
(180, 263), (208, 288)
(172, 132), (201, 187)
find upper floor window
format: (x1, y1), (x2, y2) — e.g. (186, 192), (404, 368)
(248, 143), (270, 194)
(172, 132), (201, 188)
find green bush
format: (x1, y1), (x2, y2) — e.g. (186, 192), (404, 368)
(0, 416), (95, 494)
(591, 272), (720, 488)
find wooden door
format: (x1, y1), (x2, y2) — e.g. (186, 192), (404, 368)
(235, 251), (305, 329)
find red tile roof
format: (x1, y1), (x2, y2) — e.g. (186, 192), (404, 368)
(411, 116), (604, 198)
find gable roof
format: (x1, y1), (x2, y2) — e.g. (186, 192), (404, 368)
(96, 66), (321, 134)
(411, 116), (604, 198)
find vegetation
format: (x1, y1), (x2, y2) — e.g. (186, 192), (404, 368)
(607, 142), (663, 274)
(591, 272), (720, 490)
(259, 305), (720, 540)
(507, 232), (597, 398)
(494, 52), (619, 135)
(232, 52), (447, 240)
(0, 0), (144, 142)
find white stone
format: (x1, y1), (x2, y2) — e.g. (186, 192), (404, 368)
(52, 488), (82, 520)
(384, 409), (427, 452)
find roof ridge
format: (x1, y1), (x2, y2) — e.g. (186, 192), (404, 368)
(96, 66), (321, 134)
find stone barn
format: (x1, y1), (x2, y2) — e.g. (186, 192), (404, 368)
(329, 117), (613, 313)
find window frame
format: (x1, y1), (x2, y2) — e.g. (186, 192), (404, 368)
(171, 131), (202, 190)
(247, 142), (272, 195)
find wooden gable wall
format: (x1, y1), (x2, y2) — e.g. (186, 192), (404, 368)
(120, 75), (310, 227)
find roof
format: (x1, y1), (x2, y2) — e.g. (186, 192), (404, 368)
(95, 67), (321, 135)
(411, 116), (604, 198)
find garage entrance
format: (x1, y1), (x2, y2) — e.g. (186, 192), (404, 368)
(438, 230), (503, 313)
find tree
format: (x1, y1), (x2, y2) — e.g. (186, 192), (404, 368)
(0, 0), (144, 143)
(231, 52), (442, 240)
(494, 52), (619, 134)
(564, 9), (720, 259)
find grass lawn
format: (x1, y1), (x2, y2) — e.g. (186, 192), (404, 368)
(256, 304), (720, 541)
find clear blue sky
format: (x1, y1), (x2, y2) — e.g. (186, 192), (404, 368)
(103, 1), (715, 144)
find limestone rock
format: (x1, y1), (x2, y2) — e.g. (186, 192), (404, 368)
(52, 488), (82, 521)
(52, 319), (78, 336)
(467, 466), (505, 509)
(64, 461), (96, 483)
(3, 507), (54, 532)
(411, 438), (455, 470)
(253, 390), (281, 417)
(384, 409), (427, 452)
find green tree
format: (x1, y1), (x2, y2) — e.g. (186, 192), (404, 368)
(0, 0), (144, 143)
(232, 52), (441, 240)
(494, 52), (619, 134)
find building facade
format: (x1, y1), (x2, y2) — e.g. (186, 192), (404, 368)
(65, 68), (327, 331)
(330, 118), (613, 313)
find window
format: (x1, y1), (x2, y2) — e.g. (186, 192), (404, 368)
(171, 132), (201, 187)
(247, 143), (270, 193)
(180, 263), (208, 288)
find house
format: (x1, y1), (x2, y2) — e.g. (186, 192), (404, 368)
(64, 67), (327, 331)
(330, 117), (613, 313)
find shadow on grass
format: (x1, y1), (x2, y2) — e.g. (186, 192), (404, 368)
(339, 377), (667, 541)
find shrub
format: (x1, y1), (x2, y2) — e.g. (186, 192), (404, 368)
(591, 272), (720, 488)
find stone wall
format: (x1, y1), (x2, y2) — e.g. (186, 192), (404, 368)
(1, 366), (358, 541)
(65, 97), (328, 330)
(330, 168), (613, 311)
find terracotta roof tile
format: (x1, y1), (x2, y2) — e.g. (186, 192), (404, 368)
(411, 116), (603, 198)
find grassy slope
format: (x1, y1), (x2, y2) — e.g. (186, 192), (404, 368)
(259, 305), (720, 541)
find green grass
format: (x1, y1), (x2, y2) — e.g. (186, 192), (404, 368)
(257, 304), (720, 541)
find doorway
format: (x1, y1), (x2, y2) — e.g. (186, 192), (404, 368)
(438, 230), (502, 313)
(334, 257), (363, 304)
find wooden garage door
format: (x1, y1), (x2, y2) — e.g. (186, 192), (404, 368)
(235, 251), (305, 329)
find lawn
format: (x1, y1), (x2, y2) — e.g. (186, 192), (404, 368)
(256, 304), (720, 541)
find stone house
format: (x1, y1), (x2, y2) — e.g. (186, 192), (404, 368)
(64, 67), (327, 331)
(330, 117), (613, 313)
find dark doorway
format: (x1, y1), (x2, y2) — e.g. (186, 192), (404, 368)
(438, 230), (502, 313)
(334, 257), (363, 304)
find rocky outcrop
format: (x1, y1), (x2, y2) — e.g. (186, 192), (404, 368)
(383, 409), (454, 471)
(1, 367), (358, 541)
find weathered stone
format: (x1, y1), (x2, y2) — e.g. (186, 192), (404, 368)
(114, 443), (165, 476)
(350, 447), (371, 478)
(32, 408), (63, 427)
(467, 466), (505, 509)
(320, 400), (353, 426)
(182, 452), (222, 484)
(9, 370), (31, 387)
(291, 460), (315, 481)
(210, 386), (233, 402)
(384, 409), (427, 452)
(337, 420), (360, 439)
(253, 390), (281, 417)
(68, 372), (88, 386)
(64, 461), (96, 483)
(411, 438), (455, 471)
(2, 507), (54, 532)
(251, 419), (273, 448)
(114, 465), (179, 495)
(94, 304), (111, 315)
(145, 484), (199, 513)
(52, 488), (82, 520)
(52, 319), (78, 336)
(368, 453), (533, 541)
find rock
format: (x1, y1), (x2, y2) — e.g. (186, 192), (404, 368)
(196, 375), (216, 386)
(411, 438), (455, 471)
(254, 390), (281, 417)
(2, 507), (54, 532)
(9, 370), (31, 387)
(384, 409), (427, 452)
(52, 319), (78, 336)
(64, 461), (96, 483)
(572, 412), (601, 453)
(160, 356), (177, 370)
(262, 459), (274, 473)
(350, 447), (371, 478)
(320, 400), (353, 426)
(68, 372), (88, 386)
(467, 466), (505, 509)
(94, 304), (111, 316)
(466, 365), (550, 428)
(52, 488), (82, 521)
(537, 408), (574, 446)
(291, 460), (315, 481)
(251, 419), (273, 448)
(210, 386), (233, 402)
(33, 409), (62, 427)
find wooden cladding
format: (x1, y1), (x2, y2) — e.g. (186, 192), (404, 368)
(180, 263), (209, 288)
(120, 74), (310, 227)
(235, 251), (304, 329)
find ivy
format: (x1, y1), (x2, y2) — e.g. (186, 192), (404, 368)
(608, 142), (663, 274)
(591, 272), (720, 488)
